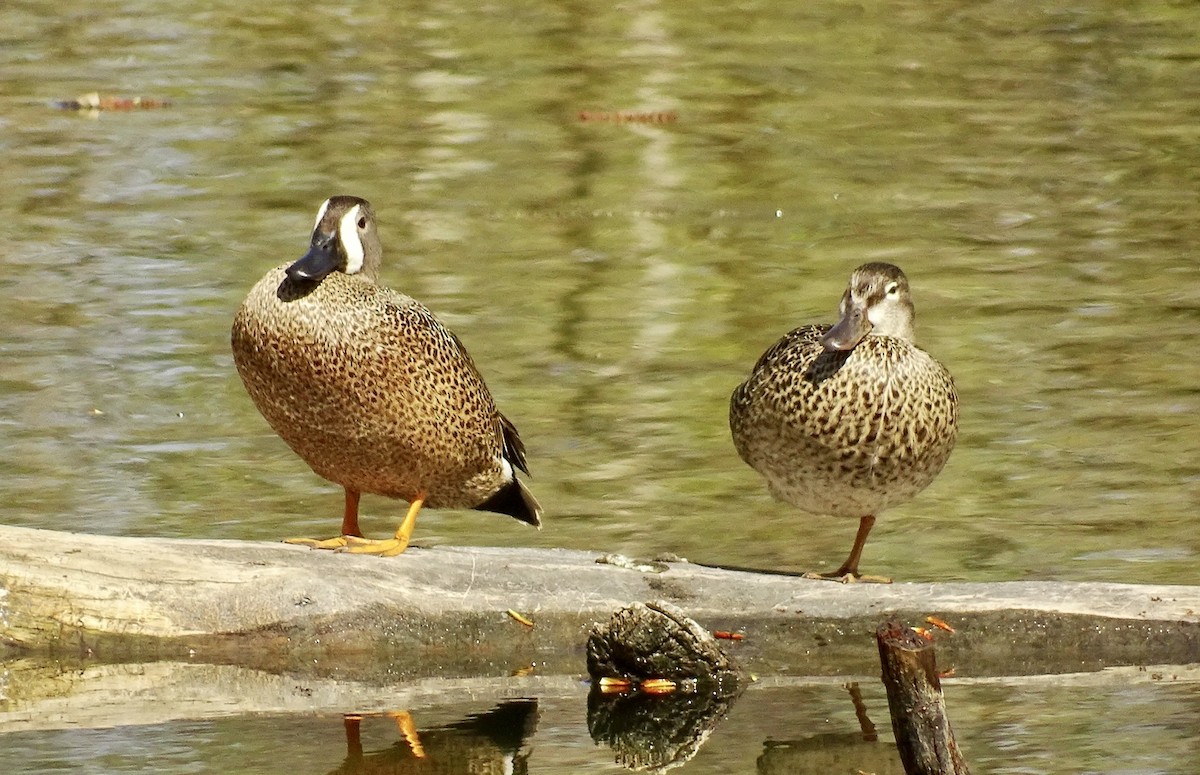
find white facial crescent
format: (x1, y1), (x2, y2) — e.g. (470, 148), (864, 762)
(338, 204), (364, 275)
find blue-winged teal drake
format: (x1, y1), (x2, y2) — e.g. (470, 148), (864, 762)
(232, 196), (541, 556)
(729, 262), (958, 582)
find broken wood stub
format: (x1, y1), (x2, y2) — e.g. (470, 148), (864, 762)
(586, 600), (744, 771)
(876, 620), (971, 775)
(586, 600), (744, 687)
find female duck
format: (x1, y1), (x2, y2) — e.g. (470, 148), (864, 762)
(729, 262), (957, 582)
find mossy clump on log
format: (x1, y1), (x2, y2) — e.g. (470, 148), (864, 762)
(586, 600), (745, 685)
(586, 600), (745, 772)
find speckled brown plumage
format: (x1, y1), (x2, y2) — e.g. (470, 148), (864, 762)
(729, 262), (957, 581)
(231, 196), (540, 554)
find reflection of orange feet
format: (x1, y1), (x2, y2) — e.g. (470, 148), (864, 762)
(342, 714), (365, 758)
(390, 711), (425, 758)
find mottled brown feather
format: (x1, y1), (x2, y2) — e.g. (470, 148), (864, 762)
(729, 268), (958, 521)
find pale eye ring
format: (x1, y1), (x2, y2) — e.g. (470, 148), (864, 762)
(357, 217), (367, 229)
(885, 282), (899, 296)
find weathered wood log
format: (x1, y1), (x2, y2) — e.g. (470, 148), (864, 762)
(2, 525), (1199, 677)
(876, 620), (970, 775)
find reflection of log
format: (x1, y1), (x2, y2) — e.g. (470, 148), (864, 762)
(3, 660), (1199, 736)
(0, 660), (567, 734)
(2, 525), (1199, 675)
(587, 684), (739, 772)
(876, 621), (970, 775)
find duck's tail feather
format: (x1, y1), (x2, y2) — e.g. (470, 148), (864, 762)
(474, 477), (542, 528)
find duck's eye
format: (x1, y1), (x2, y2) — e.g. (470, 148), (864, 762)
(885, 282), (899, 296)
(357, 217), (368, 229)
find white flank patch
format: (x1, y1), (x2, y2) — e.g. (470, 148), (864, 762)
(338, 204), (365, 274)
(311, 198), (331, 232)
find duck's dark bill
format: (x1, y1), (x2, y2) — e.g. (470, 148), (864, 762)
(286, 236), (339, 282)
(821, 305), (871, 351)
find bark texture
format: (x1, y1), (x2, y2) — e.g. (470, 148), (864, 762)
(877, 620), (971, 775)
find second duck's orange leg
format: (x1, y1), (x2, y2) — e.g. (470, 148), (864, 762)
(805, 514), (892, 584)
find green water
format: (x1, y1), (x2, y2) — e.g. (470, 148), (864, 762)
(2, 0), (1198, 771)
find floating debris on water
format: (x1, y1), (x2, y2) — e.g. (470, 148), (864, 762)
(578, 110), (677, 124)
(506, 609), (535, 628)
(925, 615), (956, 633)
(53, 92), (172, 112)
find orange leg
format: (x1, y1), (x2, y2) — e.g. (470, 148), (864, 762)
(284, 488), (362, 550)
(804, 515), (892, 583)
(340, 492), (425, 557)
(340, 489), (363, 537)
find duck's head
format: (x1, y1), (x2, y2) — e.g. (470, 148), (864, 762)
(286, 196), (382, 283)
(821, 262), (916, 351)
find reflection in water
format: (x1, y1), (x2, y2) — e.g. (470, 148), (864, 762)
(329, 701), (538, 775)
(843, 683), (878, 744)
(756, 684), (901, 775)
(757, 735), (904, 775)
(588, 685), (740, 772)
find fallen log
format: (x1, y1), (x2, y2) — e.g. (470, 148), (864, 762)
(877, 621), (970, 775)
(2, 525), (1199, 677)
